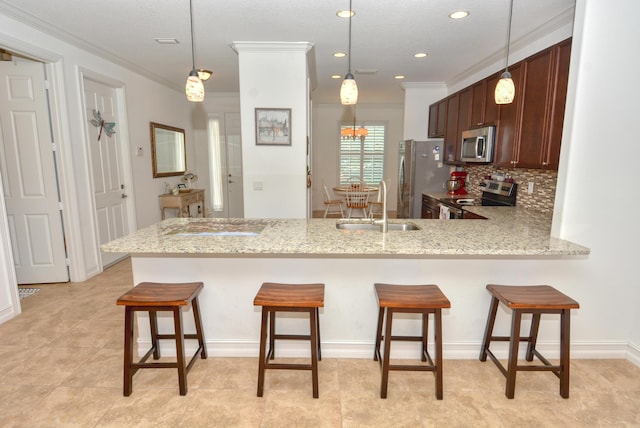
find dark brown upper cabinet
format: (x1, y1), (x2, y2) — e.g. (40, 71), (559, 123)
(428, 99), (447, 138)
(430, 37), (571, 170)
(495, 39), (572, 170)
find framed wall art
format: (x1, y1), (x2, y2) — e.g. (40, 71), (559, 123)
(255, 108), (291, 146)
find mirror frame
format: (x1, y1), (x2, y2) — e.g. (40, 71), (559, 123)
(150, 122), (187, 178)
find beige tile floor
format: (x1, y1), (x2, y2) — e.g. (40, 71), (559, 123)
(2, 258), (639, 427)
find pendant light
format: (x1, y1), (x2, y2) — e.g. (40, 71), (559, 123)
(355, 124), (368, 142)
(185, 0), (204, 102)
(495, 0), (515, 105)
(341, 105), (368, 141)
(340, 0), (358, 105)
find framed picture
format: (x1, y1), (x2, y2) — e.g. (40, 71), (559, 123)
(255, 108), (291, 146)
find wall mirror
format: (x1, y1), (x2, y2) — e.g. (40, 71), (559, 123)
(150, 122), (186, 178)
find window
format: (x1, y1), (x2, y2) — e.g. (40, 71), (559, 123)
(339, 124), (385, 185)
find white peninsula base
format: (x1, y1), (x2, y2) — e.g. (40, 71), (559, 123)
(130, 254), (591, 360)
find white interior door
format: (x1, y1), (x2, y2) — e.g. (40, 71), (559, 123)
(223, 112), (243, 218)
(83, 79), (128, 267)
(0, 59), (68, 284)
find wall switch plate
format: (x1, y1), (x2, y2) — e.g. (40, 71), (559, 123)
(136, 146), (143, 156)
(528, 182), (535, 194)
(253, 181), (263, 191)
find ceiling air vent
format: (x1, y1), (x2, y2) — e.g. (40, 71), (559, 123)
(355, 69), (378, 75)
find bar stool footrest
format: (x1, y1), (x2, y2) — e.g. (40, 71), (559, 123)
(264, 362), (313, 370)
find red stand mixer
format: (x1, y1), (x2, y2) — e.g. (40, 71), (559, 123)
(447, 171), (468, 195)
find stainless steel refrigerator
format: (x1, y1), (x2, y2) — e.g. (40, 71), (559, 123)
(397, 140), (450, 218)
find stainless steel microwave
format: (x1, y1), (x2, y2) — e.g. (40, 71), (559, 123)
(460, 126), (495, 163)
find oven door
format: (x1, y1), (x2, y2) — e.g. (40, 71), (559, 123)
(439, 202), (463, 219)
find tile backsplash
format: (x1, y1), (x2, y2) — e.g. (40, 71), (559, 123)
(462, 165), (557, 213)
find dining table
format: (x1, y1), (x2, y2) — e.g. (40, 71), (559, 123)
(332, 185), (379, 197)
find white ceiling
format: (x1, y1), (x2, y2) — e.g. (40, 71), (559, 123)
(0, 0), (575, 104)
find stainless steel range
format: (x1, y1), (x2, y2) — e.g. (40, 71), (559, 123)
(480, 179), (518, 206)
(437, 179), (517, 219)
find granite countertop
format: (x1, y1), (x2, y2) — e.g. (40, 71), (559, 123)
(101, 209), (590, 257)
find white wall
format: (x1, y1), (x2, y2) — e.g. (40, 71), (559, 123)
(234, 42), (311, 219)
(312, 103), (404, 213)
(553, 0), (640, 362)
(128, 86), (194, 228)
(401, 82), (447, 141)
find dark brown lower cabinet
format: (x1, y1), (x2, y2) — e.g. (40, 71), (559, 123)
(421, 195), (440, 219)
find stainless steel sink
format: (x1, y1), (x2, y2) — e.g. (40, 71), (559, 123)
(336, 221), (420, 231)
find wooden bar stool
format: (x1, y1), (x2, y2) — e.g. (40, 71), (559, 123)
(116, 281), (207, 396)
(373, 283), (451, 399)
(479, 284), (580, 399)
(254, 282), (324, 398)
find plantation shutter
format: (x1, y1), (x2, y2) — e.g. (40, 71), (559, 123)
(339, 124), (385, 186)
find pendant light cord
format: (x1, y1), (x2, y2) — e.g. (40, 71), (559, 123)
(347, 0), (353, 74)
(353, 105), (356, 135)
(189, 0), (196, 70)
(504, 0), (513, 72)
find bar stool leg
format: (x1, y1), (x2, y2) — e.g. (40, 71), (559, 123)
(149, 310), (160, 359)
(310, 308), (319, 398)
(257, 308), (269, 397)
(560, 309), (571, 398)
(123, 307), (134, 397)
(435, 308), (443, 400)
(192, 297), (207, 359)
(373, 307), (384, 361)
(506, 309), (523, 399)
(380, 308), (394, 399)
(421, 312), (429, 362)
(269, 310), (276, 360)
(479, 296), (500, 361)
(526, 313), (541, 361)
(173, 308), (188, 396)
(315, 308), (322, 361)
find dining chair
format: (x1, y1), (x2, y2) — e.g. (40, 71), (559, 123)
(322, 183), (344, 218)
(368, 180), (386, 219)
(345, 183), (370, 218)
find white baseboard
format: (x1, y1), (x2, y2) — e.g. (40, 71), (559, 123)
(627, 342), (640, 367)
(137, 339), (639, 367)
(0, 303), (19, 324)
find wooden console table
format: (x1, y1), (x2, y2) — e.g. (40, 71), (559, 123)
(159, 189), (205, 219)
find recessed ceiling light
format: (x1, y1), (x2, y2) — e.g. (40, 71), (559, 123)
(449, 11), (469, 19)
(414, 52), (428, 58)
(154, 38), (180, 44)
(333, 52), (347, 58)
(331, 75), (342, 79)
(394, 75), (405, 80)
(336, 10), (355, 18)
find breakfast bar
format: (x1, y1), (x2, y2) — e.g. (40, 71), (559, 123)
(102, 213), (589, 359)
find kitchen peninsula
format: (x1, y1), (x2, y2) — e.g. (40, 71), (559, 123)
(102, 214), (589, 359)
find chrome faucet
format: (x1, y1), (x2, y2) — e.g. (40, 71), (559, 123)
(373, 179), (388, 232)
